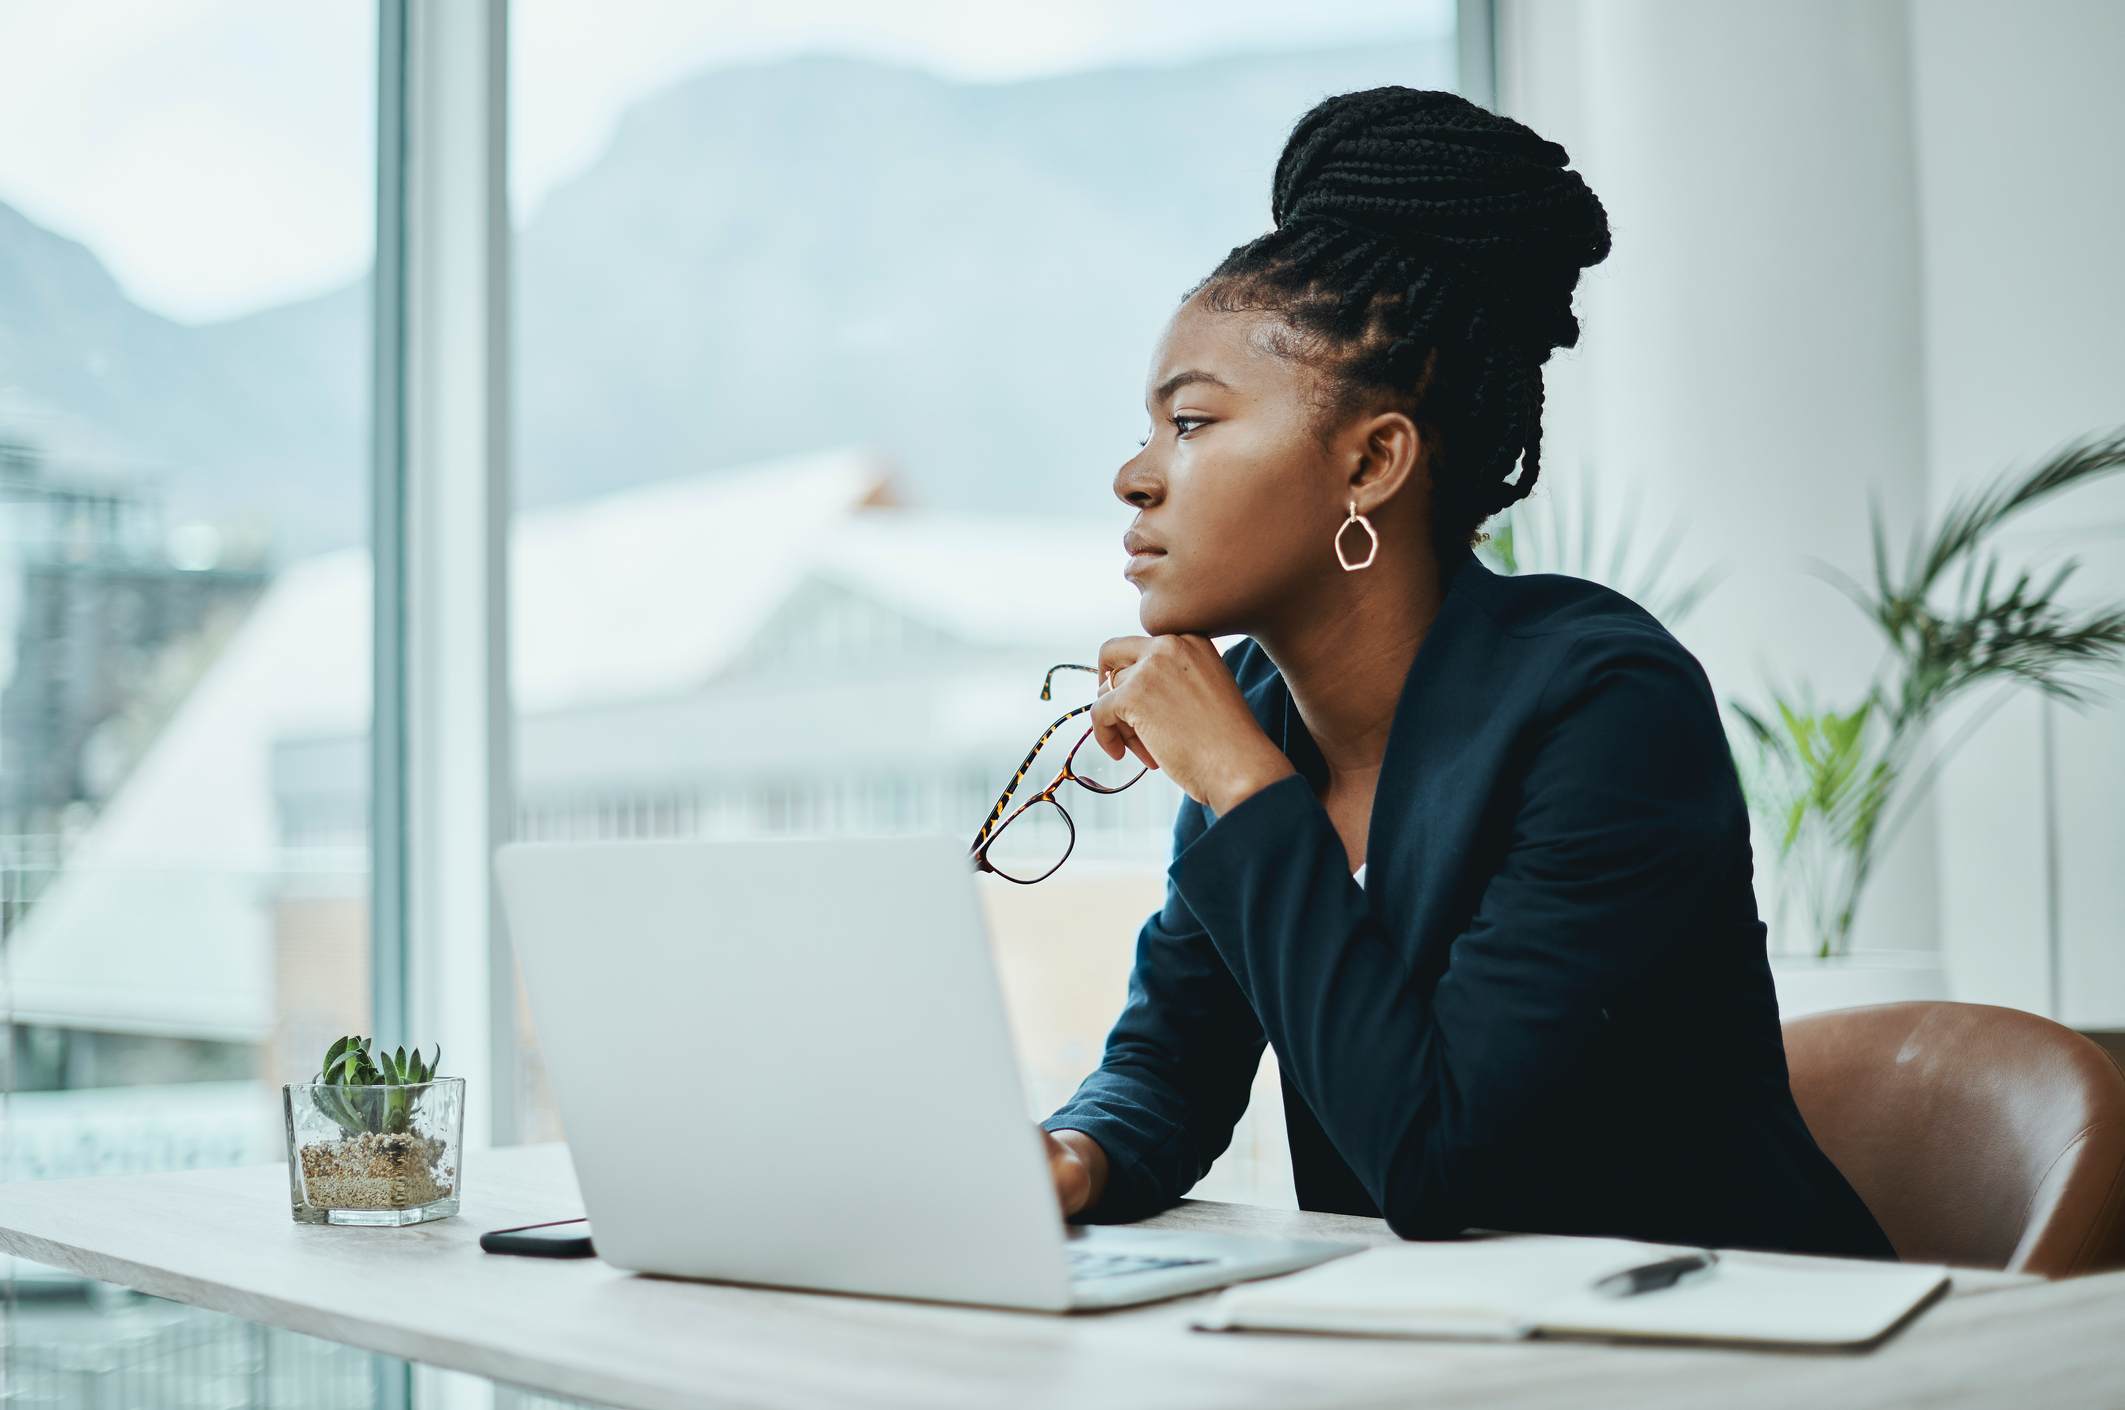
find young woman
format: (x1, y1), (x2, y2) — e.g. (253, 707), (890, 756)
(1035, 87), (1895, 1260)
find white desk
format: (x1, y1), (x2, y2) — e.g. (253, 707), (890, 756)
(1, 1141), (2116, 1410)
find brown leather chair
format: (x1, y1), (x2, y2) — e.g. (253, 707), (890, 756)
(1783, 1000), (2125, 1277)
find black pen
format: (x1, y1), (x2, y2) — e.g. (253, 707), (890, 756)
(1589, 1250), (1720, 1298)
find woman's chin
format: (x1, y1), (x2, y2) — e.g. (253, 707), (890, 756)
(1134, 590), (1179, 637)
(1135, 589), (1219, 639)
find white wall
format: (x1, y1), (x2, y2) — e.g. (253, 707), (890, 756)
(1499, 0), (2125, 1017)
(1497, 0), (1941, 956)
(1908, 0), (2125, 1025)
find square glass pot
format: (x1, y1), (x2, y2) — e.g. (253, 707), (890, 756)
(283, 1077), (465, 1226)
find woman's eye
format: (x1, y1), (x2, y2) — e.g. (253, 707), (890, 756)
(1138, 416), (1207, 448)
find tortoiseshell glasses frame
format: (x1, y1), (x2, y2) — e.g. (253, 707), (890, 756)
(969, 662), (1149, 884)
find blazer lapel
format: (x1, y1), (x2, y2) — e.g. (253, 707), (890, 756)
(1264, 545), (1505, 949)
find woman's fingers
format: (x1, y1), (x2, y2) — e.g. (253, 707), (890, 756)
(1089, 683), (1157, 769)
(1111, 725), (1157, 770)
(1092, 637), (1156, 763)
(1088, 691), (1130, 762)
(1105, 726), (1156, 772)
(1096, 635), (1152, 686)
(1041, 1126), (1094, 1217)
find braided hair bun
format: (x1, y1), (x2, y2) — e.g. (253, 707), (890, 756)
(1197, 86), (1611, 551)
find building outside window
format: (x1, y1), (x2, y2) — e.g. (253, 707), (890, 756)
(503, 1), (1463, 1199)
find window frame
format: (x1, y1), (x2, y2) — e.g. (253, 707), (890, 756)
(370, 0), (518, 1162)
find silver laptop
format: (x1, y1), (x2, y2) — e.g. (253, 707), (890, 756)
(493, 833), (1358, 1312)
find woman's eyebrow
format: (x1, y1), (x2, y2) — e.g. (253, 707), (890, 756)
(1146, 369), (1234, 409)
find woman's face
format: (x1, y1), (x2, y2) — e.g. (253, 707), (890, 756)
(1114, 291), (1353, 638)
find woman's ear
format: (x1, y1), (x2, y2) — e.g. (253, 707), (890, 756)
(1347, 409), (1426, 510)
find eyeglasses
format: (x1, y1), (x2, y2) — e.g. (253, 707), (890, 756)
(969, 663), (1149, 883)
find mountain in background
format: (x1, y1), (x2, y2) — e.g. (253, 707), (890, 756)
(0, 40), (1451, 559)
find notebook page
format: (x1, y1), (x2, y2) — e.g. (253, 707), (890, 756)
(1532, 1255), (1951, 1347)
(1191, 1235), (1701, 1339)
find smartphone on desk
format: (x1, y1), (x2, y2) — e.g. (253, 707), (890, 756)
(480, 1217), (594, 1258)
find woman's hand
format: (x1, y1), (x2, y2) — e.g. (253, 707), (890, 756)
(1088, 634), (1296, 815)
(1042, 1127), (1107, 1217)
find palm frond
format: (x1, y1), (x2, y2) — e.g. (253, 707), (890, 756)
(1801, 555), (1879, 625)
(1486, 471), (1719, 627)
(1909, 427), (2125, 597)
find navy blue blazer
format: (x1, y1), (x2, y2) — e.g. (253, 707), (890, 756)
(1042, 542), (1896, 1260)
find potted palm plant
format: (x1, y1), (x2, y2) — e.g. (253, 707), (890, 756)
(1731, 427), (2125, 1014)
(284, 1034), (464, 1226)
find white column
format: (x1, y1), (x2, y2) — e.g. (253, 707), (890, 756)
(1497, 0), (1940, 954)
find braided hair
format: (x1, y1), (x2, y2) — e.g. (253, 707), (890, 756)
(1190, 87), (1611, 558)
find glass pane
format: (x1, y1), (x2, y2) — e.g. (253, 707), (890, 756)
(506, 5), (1461, 1197)
(1, 1263), (625, 1409)
(983, 797), (1074, 884)
(1065, 727), (1148, 795)
(1, 0), (377, 1383)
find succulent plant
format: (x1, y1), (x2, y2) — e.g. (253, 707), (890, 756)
(310, 1034), (443, 1139)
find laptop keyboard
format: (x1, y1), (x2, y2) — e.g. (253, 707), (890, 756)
(1066, 1247), (1217, 1281)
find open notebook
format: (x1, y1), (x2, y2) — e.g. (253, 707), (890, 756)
(1190, 1233), (1951, 1350)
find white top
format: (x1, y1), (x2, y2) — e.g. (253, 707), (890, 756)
(1353, 863), (1368, 887)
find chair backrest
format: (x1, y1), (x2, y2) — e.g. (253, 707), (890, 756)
(1783, 1000), (2125, 1277)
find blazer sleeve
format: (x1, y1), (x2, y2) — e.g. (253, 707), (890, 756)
(1039, 793), (1270, 1223)
(1167, 628), (1745, 1239)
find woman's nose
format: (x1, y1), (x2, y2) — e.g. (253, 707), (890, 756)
(1113, 448), (1162, 508)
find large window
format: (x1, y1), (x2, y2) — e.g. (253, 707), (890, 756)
(2, 6), (1474, 1386)
(504, 3), (1463, 1207)
(0, 2), (379, 1394)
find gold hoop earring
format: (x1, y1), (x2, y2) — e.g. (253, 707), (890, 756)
(1335, 499), (1378, 572)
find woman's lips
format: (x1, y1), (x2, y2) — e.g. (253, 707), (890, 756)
(1123, 549), (1166, 579)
